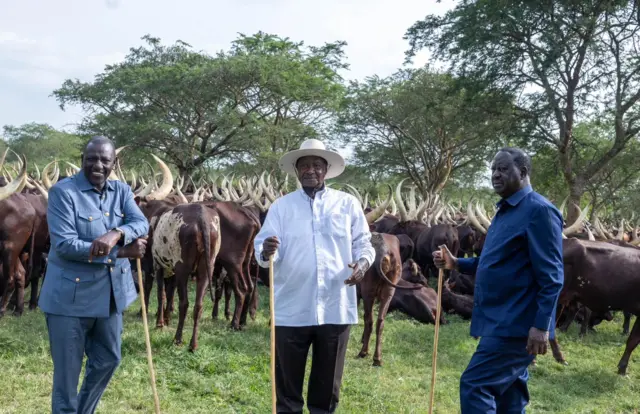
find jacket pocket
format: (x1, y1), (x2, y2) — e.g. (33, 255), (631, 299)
(76, 210), (106, 238)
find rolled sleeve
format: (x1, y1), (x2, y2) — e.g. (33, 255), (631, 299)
(527, 204), (564, 332)
(254, 202), (281, 268)
(350, 198), (375, 266)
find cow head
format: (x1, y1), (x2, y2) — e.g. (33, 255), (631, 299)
(401, 259), (428, 287)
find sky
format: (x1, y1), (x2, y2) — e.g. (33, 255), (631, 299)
(0, 0), (452, 139)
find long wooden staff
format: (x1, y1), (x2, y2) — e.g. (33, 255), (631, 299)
(136, 258), (161, 414)
(269, 255), (277, 414)
(428, 246), (446, 414)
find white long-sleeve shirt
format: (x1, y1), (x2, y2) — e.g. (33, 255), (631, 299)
(254, 187), (376, 327)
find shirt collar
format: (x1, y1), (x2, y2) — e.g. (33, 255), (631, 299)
(299, 183), (328, 200)
(497, 185), (532, 208)
(74, 171), (115, 192)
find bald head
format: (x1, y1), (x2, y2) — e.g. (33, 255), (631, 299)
(84, 135), (115, 153)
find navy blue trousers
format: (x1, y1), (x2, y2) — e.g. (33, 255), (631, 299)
(45, 298), (122, 414)
(460, 336), (535, 414)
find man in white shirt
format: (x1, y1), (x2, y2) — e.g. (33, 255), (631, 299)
(254, 139), (376, 414)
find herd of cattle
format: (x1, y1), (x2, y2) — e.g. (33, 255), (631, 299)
(1, 148), (640, 377)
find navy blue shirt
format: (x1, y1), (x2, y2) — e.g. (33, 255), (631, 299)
(458, 185), (564, 338)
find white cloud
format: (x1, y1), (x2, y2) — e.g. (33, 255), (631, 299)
(0, 0), (452, 129)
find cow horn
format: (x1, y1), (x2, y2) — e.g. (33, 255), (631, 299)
(344, 184), (363, 207)
(144, 155), (173, 201)
(115, 146), (128, 155)
(467, 201), (487, 234)
(585, 224), (596, 241)
(558, 195), (568, 216)
(395, 179), (409, 222)
(562, 204), (589, 236)
(42, 160), (57, 190)
(365, 185), (392, 224)
(618, 219), (625, 241)
(66, 162), (81, 173)
(475, 202), (492, 229)
(0, 147), (8, 172)
(0, 154), (27, 201)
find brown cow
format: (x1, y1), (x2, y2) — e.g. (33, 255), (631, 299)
(561, 238), (640, 375)
(355, 233), (423, 366)
(151, 203), (221, 351)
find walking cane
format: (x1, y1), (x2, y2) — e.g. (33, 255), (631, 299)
(136, 257), (161, 414)
(269, 256), (277, 414)
(428, 246), (446, 414)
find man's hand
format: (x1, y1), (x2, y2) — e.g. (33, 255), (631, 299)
(526, 327), (549, 356)
(262, 236), (280, 259)
(432, 244), (457, 270)
(89, 230), (122, 260)
(117, 238), (148, 259)
(344, 258), (370, 286)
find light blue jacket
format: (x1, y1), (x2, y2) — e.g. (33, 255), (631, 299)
(38, 172), (149, 317)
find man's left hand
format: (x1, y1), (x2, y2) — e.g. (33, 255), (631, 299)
(89, 230), (121, 259)
(344, 258), (370, 286)
(526, 327), (549, 355)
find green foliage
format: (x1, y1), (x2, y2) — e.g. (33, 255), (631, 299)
(1, 286), (639, 413)
(337, 68), (521, 196)
(0, 123), (85, 172)
(52, 32), (348, 177)
(405, 0), (640, 221)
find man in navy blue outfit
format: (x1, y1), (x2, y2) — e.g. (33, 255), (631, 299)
(433, 147), (564, 413)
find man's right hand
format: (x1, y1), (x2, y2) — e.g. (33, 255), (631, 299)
(432, 244), (457, 270)
(262, 236), (280, 259)
(117, 238), (148, 259)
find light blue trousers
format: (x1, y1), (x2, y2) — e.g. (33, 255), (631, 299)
(45, 305), (122, 414)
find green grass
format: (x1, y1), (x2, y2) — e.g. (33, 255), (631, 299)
(1, 285), (639, 413)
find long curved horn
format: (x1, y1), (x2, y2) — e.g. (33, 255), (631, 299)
(562, 204), (589, 236)
(42, 160), (57, 190)
(0, 147), (8, 171)
(115, 146), (128, 156)
(395, 178), (409, 222)
(144, 155), (174, 201)
(475, 202), (492, 229)
(585, 224), (596, 241)
(365, 185), (392, 224)
(467, 201), (487, 234)
(0, 155), (27, 201)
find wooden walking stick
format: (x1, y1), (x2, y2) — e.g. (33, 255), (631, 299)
(269, 255), (277, 414)
(136, 257), (161, 414)
(428, 246), (446, 414)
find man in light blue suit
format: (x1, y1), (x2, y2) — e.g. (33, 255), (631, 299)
(38, 136), (149, 414)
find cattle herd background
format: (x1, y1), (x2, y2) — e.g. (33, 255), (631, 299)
(3, 1), (640, 412)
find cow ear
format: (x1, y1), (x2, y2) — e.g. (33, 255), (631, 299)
(134, 196), (141, 205)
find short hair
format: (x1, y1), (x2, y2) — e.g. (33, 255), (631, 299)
(85, 135), (115, 152)
(498, 147), (531, 174)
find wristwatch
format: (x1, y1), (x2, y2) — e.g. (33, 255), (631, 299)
(113, 227), (124, 240)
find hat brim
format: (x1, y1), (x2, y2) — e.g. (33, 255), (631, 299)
(278, 148), (345, 179)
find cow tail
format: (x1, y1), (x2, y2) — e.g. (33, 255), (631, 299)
(199, 206), (216, 304)
(26, 219), (36, 286)
(375, 249), (423, 291)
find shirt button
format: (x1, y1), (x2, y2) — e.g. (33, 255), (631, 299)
(108, 259), (112, 263)
(88, 216), (93, 221)
(88, 259), (92, 263)
(75, 278), (80, 282)
(105, 212), (110, 217)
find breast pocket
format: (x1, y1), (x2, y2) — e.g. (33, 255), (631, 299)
(324, 213), (349, 238)
(76, 210), (106, 239)
(113, 209), (126, 227)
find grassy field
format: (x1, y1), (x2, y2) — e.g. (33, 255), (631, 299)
(1, 285), (639, 414)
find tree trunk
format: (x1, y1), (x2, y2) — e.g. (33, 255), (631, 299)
(566, 181), (585, 225)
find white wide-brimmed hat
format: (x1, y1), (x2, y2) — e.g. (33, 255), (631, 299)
(278, 139), (345, 179)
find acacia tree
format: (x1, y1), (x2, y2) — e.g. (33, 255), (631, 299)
(337, 69), (519, 195)
(53, 32), (347, 178)
(405, 0), (640, 223)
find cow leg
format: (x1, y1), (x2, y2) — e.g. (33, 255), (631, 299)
(239, 256), (254, 327)
(559, 304), (580, 332)
(622, 311), (632, 335)
(189, 259), (211, 352)
(155, 270), (166, 328)
(358, 295), (375, 359)
(373, 295), (394, 367)
(173, 271), (190, 346)
(140, 270), (155, 318)
(225, 264), (246, 331)
(212, 280), (224, 320)
(580, 307), (592, 337)
(249, 272), (259, 321)
(28, 260), (42, 311)
(617, 316), (640, 375)
(224, 280), (232, 321)
(164, 275), (177, 326)
(549, 337), (567, 365)
(11, 264), (25, 316)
